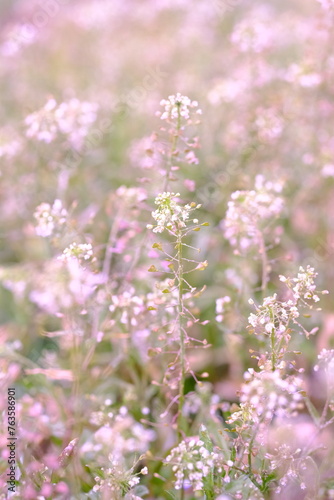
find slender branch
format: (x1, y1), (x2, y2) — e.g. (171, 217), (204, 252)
(176, 229), (186, 439)
(258, 231), (268, 294)
(163, 111), (181, 191)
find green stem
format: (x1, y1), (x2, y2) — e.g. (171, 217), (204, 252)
(259, 231), (268, 295)
(269, 309), (276, 371)
(177, 230), (186, 439)
(270, 329), (276, 371)
(163, 111), (181, 191)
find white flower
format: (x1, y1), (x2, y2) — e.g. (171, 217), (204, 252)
(149, 192), (200, 233)
(165, 439), (223, 492)
(215, 296), (231, 323)
(34, 199), (68, 237)
(240, 369), (304, 420)
(25, 98), (98, 150)
(159, 93), (201, 121)
(223, 175), (284, 253)
(231, 18), (273, 53)
(265, 322), (275, 333)
(283, 265), (324, 304)
(59, 242), (93, 264)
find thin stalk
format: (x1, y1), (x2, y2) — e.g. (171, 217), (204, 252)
(269, 309), (276, 371)
(102, 208), (121, 280)
(176, 230), (186, 439)
(163, 112), (181, 191)
(320, 370), (331, 426)
(259, 231), (268, 295)
(270, 329), (276, 371)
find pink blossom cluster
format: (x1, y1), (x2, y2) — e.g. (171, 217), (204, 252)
(25, 97), (98, 149)
(223, 175), (284, 253)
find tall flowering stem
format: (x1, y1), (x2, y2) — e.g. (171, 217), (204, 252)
(224, 267), (329, 497)
(163, 109), (181, 192)
(157, 93), (202, 191)
(147, 192), (207, 441)
(223, 175), (284, 292)
(176, 228), (186, 436)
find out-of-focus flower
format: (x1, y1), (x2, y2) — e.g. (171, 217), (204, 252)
(222, 175), (284, 254)
(255, 107), (284, 142)
(34, 199), (68, 237)
(321, 164), (334, 177)
(116, 186), (147, 203)
(240, 368), (304, 420)
(0, 128), (22, 158)
(317, 0), (334, 11)
(59, 242), (93, 265)
(285, 63), (322, 88)
(208, 78), (246, 104)
(314, 348), (334, 381)
(93, 457), (145, 497)
(89, 406), (155, 462)
(231, 19), (273, 53)
(165, 438), (223, 491)
(109, 289), (145, 326)
(215, 296), (231, 323)
(25, 98), (98, 149)
(128, 134), (163, 170)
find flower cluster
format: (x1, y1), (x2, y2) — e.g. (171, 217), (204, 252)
(248, 266), (327, 343)
(222, 175), (284, 253)
(0, 127), (22, 158)
(158, 93), (202, 122)
(93, 457), (148, 498)
(34, 199), (68, 237)
(128, 134), (164, 170)
(265, 443), (308, 493)
(25, 97), (98, 149)
(230, 19), (273, 53)
(317, 0), (334, 10)
(215, 296), (231, 323)
(286, 62), (322, 88)
(115, 185), (147, 204)
(240, 368), (304, 420)
(279, 265), (328, 304)
(255, 107), (284, 142)
(109, 289), (145, 326)
(147, 192), (201, 233)
(165, 438), (222, 491)
(315, 348), (334, 370)
(88, 405), (156, 463)
(59, 242), (93, 265)
(226, 401), (259, 428)
(248, 294), (299, 337)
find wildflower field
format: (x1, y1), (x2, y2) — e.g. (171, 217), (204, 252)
(1, 0), (334, 499)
